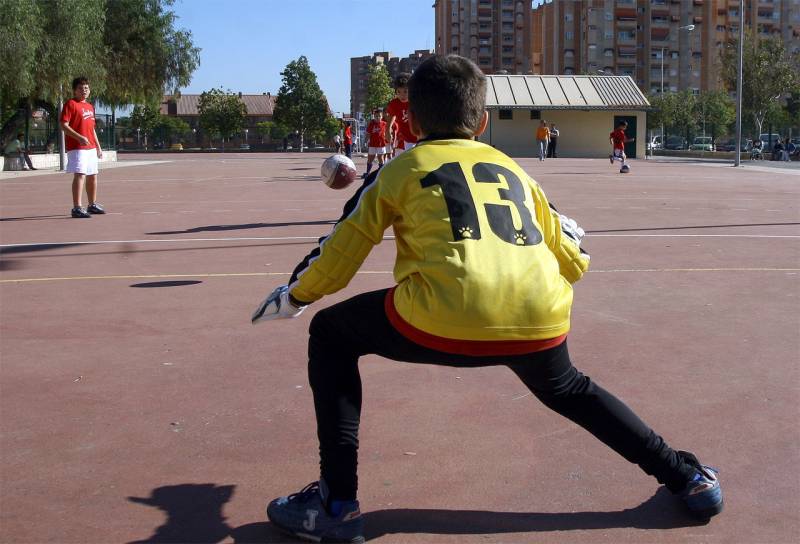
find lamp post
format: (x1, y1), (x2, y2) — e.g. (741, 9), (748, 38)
(137, 128), (141, 148)
(245, 128), (249, 144)
(734, 0), (744, 167)
(660, 24), (695, 152)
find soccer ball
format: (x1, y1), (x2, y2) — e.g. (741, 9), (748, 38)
(321, 155), (358, 190)
(620, 164), (631, 174)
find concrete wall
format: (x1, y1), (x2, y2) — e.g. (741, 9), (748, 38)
(478, 109), (646, 159)
(3, 151), (117, 171)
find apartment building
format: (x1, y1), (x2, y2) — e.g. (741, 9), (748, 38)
(350, 50), (434, 116)
(532, 0), (800, 95)
(434, 0), (534, 74)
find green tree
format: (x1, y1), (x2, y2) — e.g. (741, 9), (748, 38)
(720, 30), (800, 138)
(0, 0), (198, 131)
(695, 90), (735, 141)
(153, 114), (190, 144)
(272, 56), (330, 152)
(101, 0), (200, 114)
(130, 103), (161, 147)
(255, 121), (273, 143)
(364, 64), (394, 115)
(197, 88), (247, 150)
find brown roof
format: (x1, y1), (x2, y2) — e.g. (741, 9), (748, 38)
(161, 94), (276, 116)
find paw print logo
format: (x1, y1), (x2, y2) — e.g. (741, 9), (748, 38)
(514, 232), (527, 245)
(458, 226), (474, 239)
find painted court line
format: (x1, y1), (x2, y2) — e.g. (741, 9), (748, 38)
(2, 232), (799, 250)
(2, 267), (797, 284)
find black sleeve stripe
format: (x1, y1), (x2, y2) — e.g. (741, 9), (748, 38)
(288, 170), (382, 286)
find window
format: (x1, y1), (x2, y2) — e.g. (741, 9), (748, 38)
(564, 67), (575, 74)
(565, 31), (574, 40)
(604, 48), (614, 57)
(605, 12), (613, 21)
(499, 109), (513, 120)
(604, 31), (614, 39)
(530, 110), (541, 120)
(502, 57), (513, 65)
(503, 34), (514, 42)
(565, 13), (573, 22)
(502, 46), (514, 54)
(502, 22), (513, 31)
(480, 46), (490, 54)
(619, 31), (636, 41)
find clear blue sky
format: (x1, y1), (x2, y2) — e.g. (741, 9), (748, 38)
(168, 0), (435, 115)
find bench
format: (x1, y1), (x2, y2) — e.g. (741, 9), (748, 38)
(3, 154), (24, 171)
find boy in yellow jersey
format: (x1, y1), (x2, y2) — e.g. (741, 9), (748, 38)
(253, 55), (722, 542)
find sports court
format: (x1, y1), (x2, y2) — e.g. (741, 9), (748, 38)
(1, 153), (798, 543)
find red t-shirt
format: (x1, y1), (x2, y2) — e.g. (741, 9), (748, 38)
(343, 125), (352, 145)
(367, 120), (387, 148)
(61, 99), (97, 151)
(386, 98), (417, 144)
(610, 129), (627, 150)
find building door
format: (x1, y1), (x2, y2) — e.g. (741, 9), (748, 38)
(614, 115), (637, 158)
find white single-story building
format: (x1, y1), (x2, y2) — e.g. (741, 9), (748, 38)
(477, 75), (649, 159)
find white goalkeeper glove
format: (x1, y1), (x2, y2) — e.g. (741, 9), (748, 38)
(558, 213), (585, 247)
(251, 285), (306, 324)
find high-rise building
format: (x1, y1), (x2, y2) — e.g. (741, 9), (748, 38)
(350, 50), (434, 116)
(434, 0), (534, 74)
(531, 0), (800, 95)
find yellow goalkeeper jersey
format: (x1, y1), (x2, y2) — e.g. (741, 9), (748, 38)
(288, 138), (589, 351)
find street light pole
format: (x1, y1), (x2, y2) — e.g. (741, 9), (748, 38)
(734, 0), (744, 167)
(661, 47), (665, 151)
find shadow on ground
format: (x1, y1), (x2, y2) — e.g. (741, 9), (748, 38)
(148, 220), (335, 235)
(126, 484), (706, 543)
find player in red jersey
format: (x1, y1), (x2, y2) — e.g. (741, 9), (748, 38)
(363, 109), (387, 178)
(385, 73), (417, 156)
(609, 121), (634, 170)
(61, 76), (105, 218)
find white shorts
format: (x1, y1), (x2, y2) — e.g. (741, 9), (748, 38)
(394, 142), (416, 155)
(368, 146), (387, 155)
(66, 149), (99, 175)
(612, 148), (625, 159)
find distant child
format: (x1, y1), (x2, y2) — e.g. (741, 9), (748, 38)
(343, 121), (352, 158)
(364, 108), (387, 178)
(535, 119), (550, 161)
(609, 121), (634, 168)
(253, 55), (723, 543)
(385, 72), (417, 155)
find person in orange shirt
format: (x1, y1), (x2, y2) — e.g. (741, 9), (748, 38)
(535, 120), (550, 161)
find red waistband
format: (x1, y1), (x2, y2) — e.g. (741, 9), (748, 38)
(384, 288), (566, 356)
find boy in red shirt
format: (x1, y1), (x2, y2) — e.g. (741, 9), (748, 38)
(385, 72), (417, 156)
(363, 109), (387, 178)
(61, 76), (105, 218)
(343, 122), (352, 158)
(609, 121), (633, 170)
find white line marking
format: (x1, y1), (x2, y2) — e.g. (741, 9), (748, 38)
(2, 232), (799, 249)
(2, 268), (797, 284)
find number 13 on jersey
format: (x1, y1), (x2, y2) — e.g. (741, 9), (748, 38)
(420, 162), (543, 246)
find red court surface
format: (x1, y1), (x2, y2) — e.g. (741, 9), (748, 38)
(1, 153), (798, 543)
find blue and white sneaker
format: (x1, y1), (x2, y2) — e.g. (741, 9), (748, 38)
(266, 480), (364, 543)
(678, 452), (723, 519)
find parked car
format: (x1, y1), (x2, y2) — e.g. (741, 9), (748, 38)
(169, 143), (183, 151)
(716, 138), (751, 152)
(664, 136), (687, 150)
(759, 133), (782, 148)
(647, 135), (663, 151)
(689, 136), (715, 152)
(239, 144), (250, 150)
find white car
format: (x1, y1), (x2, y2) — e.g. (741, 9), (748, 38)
(689, 137), (715, 152)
